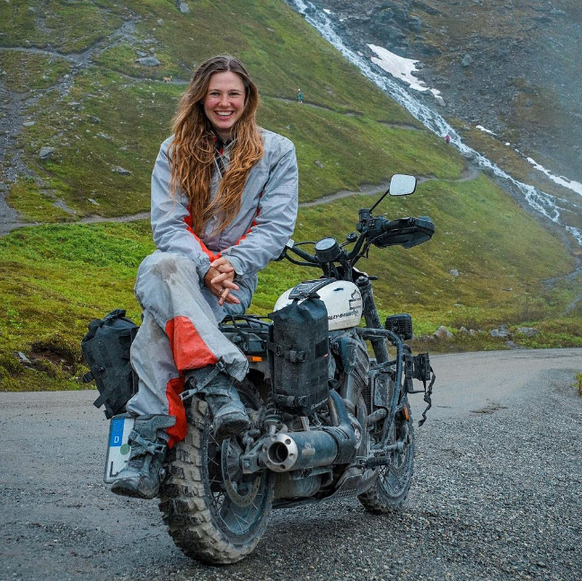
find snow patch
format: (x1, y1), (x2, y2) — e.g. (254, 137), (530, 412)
(527, 157), (582, 197)
(368, 44), (441, 100)
(476, 125), (497, 136)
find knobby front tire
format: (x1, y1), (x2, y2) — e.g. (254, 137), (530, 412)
(159, 384), (274, 564)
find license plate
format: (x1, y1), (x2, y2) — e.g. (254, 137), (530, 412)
(104, 414), (135, 483)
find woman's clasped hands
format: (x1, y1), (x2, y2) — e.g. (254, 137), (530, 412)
(204, 256), (240, 306)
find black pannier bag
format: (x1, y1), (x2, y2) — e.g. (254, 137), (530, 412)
(268, 297), (330, 415)
(81, 309), (138, 419)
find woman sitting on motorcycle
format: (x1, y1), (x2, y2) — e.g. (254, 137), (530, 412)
(111, 54), (299, 500)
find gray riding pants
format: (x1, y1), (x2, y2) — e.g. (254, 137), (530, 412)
(126, 251), (250, 447)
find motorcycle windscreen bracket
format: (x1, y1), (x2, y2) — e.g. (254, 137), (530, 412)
(103, 413), (134, 483)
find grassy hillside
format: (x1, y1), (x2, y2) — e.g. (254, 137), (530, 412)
(0, 0), (580, 391)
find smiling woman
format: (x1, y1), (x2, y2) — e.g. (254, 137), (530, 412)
(109, 55), (299, 501)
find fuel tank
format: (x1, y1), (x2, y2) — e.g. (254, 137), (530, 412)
(273, 279), (363, 331)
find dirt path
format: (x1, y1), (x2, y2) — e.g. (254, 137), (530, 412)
(0, 165), (482, 235)
(0, 15), (142, 234)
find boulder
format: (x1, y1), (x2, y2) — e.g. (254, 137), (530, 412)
(490, 325), (510, 338)
(408, 16), (422, 32)
(135, 56), (161, 67)
(433, 325), (453, 340)
(517, 326), (539, 337)
(39, 147), (55, 160)
(111, 166), (131, 175)
(17, 351), (31, 365)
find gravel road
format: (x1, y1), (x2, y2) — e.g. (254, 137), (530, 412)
(1, 349), (581, 581)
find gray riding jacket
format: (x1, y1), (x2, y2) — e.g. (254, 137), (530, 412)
(150, 129), (299, 308)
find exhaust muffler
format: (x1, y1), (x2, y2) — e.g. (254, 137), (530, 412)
(263, 391), (358, 473)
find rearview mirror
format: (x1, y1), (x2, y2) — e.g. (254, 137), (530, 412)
(389, 174), (417, 196)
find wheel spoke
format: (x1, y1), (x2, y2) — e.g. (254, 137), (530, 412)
(213, 490), (226, 511)
(234, 511), (251, 527)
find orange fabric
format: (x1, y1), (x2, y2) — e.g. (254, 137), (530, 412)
(183, 213), (220, 262)
(165, 316), (219, 371)
(165, 376), (187, 448)
(164, 316), (219, 447)
(184, 200), (261, 261)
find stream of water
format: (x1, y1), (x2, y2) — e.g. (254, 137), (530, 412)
(289, 0), (582, 248)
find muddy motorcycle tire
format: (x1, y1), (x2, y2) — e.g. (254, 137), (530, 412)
(159, 381), (274, 564)
(358, 401), (415, 513)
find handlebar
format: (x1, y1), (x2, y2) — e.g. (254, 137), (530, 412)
(289, 244), (318, 263)
(280, 239), (319, 266)
(369, 216), (416, 236)
(281, 214), (435, 269)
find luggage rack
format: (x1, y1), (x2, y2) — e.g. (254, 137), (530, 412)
(219, 315), (272, 356)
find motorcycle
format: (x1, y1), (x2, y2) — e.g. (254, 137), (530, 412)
(104, 174), (436, 564)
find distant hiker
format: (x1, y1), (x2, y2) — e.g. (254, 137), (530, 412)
(444, 134), (451, 144)
(110, 55), (299, 500)
(297, 88), (303, 103)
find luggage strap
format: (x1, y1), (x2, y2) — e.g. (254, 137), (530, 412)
(180, 361), (227, 402)
(128, 431), (167, 457)
(266, 340), (307, 363)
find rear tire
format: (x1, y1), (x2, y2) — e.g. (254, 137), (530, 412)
(358, 401), (414, 513)
(159, 382), (274, 564)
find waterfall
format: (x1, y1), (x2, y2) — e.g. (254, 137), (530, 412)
(288, 0), (582, 247)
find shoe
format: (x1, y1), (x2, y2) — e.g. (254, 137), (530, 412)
(186, 366), (250, 442)
(207, 391), (251, 442)
(111, 415), (175, 499)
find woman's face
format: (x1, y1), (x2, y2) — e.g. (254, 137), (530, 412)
(203, 71), (246, 140)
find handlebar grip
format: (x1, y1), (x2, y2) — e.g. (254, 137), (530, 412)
(381, 217), (415, 232)
(370, 217), (407, 237)
(381, 219), (402, 232)
(372, 215), (434, 249)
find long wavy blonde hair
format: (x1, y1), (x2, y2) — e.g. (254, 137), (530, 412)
(168, 55), (264, 234)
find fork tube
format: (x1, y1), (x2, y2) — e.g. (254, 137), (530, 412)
(356, 276), (389, 364)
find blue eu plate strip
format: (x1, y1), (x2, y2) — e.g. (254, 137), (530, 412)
(109, 417), (125, 447)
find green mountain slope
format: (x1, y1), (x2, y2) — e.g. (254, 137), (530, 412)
(0, 0), (580, 391)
